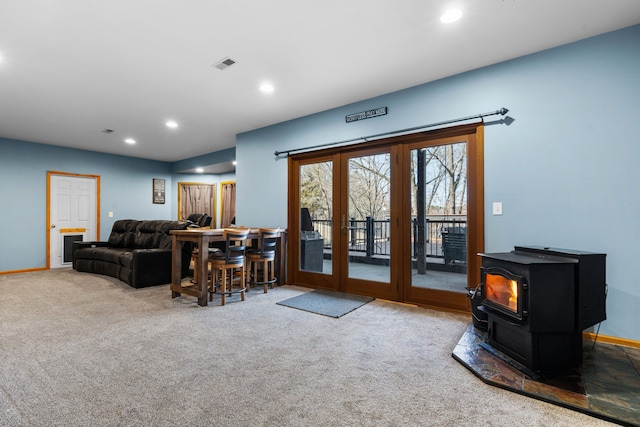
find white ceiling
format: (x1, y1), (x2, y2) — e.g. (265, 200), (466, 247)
(1, 1), (639, 169)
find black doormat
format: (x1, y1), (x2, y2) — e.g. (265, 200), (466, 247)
(277, 289), (374, 318)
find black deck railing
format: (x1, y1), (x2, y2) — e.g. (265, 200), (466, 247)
(311, 217), (467, 261)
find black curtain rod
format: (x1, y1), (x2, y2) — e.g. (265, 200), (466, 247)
(274, 107), (509, 157)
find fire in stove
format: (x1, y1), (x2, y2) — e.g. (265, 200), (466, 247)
(483, 267), (522, 318)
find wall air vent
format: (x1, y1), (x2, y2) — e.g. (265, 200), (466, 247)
(213, 57), (236, 70)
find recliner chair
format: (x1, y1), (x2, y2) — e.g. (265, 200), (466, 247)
(186, 213), (212, 228)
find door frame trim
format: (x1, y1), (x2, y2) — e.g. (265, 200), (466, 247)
(287, 123), (484, 313)
(177, 181), (217, 225)
(46, 171), (101, 269)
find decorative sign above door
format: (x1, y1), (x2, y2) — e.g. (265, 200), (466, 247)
(345, 106), (388, 123)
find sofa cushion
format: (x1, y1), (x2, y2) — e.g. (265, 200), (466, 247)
(93, 247), (129, 264)
(133, 226), (157, 248)
(158, 220), (189, 249)
(107, 220), (142, 248)
(74, 247), (96, 260)
(120, 251), (134, 269)
(133, 219), (189, 249)
(134, 220), (168, 248)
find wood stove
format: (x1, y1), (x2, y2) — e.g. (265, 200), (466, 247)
(478, 246), (606, 378)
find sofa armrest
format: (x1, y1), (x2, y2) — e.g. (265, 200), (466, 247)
(131, 248), (190, 288)
(72, 241), (111, 269)
(73, 241), (110, 249)
(131, 248), (171, 270)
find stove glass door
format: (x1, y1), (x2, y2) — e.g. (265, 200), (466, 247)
(482, 267), (523, 319)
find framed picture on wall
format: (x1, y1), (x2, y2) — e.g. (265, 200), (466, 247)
(153, 178), (165, 204)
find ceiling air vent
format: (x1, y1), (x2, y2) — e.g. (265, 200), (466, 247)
(213, 57), (236, 70)
(102, 129), (114, 134)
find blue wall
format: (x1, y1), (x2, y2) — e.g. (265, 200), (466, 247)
(236, 25), (640, 341)
(0, 138), (233, 271)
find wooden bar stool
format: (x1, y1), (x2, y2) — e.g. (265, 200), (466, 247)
(246, 228), (280, 293)
(208, 228), (249, 305)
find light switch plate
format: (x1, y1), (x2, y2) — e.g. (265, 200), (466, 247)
(492, 202), (503, 215)
(108, 211), (114, 218)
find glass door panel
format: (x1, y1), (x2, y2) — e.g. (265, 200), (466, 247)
(345, 152), (391, 283)
(299, 161), (332, 275)
(409, 142), (467, 294)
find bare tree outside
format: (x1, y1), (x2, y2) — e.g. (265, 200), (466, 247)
(348, 153), (390, 220)
(300, 161), (333, 220)
(299, 145), (465, 223)
(411, 142), (467, 216)
(347, 152), (392, 282)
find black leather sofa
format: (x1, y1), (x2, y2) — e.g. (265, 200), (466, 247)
(72, 219), (193, 288)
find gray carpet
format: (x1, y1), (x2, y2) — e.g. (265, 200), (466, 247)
(0, 269), (617, 426)
(276, 289), (374, 317)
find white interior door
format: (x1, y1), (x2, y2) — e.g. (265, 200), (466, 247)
(49, 174), (97, 268)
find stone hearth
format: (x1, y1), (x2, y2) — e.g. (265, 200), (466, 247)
(453, 325), (640, 426)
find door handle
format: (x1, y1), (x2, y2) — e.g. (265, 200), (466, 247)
(50, 224), (56, 229)
(341, 216), (355, 233)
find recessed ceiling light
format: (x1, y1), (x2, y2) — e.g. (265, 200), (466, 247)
(166, 120), (178, 129)
(195, 167), (204, 173)
(124, 138), (136, 144)
(440, 9), (462, 23)
(259, 83), (275, 94)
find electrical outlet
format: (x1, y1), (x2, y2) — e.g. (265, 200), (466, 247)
(492, 202), (503, 215)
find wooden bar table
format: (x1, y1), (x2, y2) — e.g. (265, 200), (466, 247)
(170, 228), (287, 306)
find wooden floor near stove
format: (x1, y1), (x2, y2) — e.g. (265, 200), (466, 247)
(452, 324), (640, 426)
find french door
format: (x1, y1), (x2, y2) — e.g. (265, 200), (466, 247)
(288, 123), (483, 312)
(340, 146), (399, 300)
(400, 130), (484, 311)
(291, 148), (397, 300)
